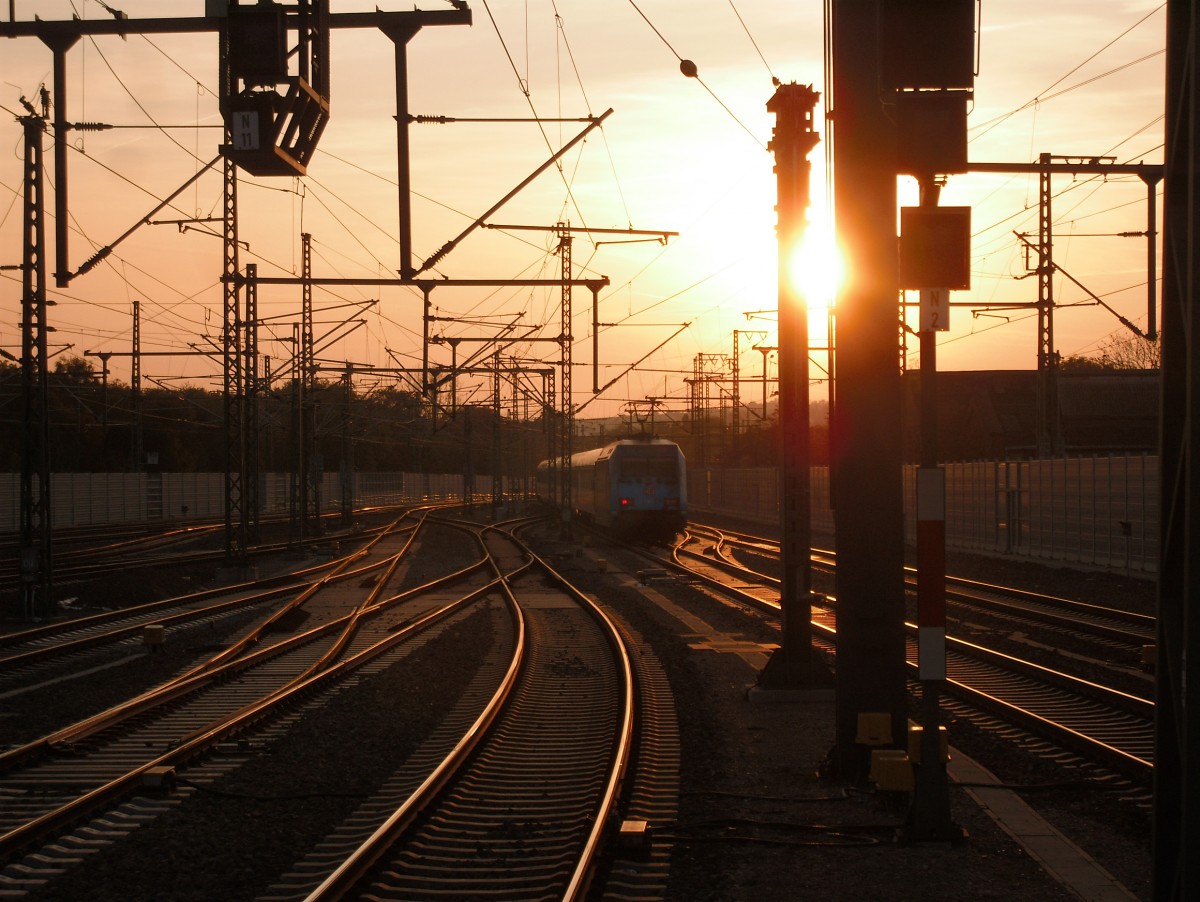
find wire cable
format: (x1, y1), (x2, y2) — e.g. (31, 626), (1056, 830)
(478, 0), (590, 230)
(970, 3), (1166, 143)
(622, 0), (765, 149)
(726, 0), (778, 84)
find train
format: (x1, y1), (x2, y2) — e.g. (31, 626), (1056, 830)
(536, 437), (687, 539)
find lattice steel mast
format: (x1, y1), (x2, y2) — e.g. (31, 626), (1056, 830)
(18, 101), (53, 618)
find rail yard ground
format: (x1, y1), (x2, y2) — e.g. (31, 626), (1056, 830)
(545, 525), (1151, 901)
(4, 510), (1153, 901)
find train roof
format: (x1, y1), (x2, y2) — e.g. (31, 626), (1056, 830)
(536, 437), (684, 471)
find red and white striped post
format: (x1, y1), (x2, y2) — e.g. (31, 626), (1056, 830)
(916, 465), (946, 681)
(907, 277), (958, 840)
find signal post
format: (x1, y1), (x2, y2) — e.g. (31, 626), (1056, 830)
(758, 82), (823, 689)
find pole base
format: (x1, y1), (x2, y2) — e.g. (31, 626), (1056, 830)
(756, 646), (834, 691)
(902, 819), (967, 845)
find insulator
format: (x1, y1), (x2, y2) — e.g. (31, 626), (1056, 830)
(76, 247), (112, 277)
(71, 122), (113, 131)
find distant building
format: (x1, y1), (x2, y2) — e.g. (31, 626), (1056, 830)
(901, 369), (1159, 461)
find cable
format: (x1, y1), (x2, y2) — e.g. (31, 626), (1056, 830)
(549, 1), (633, 230)
(658, 817), (887, 847)
(624, 0), (682, 63)
(622, 0), (765, 149)
(726, 0), (778, 84)
(1023, 5), (1164, 106)
(970, 3), (1166, 143)
(682, 788), (849, 803)
(478, 0), (590, 230)
(81, 34), (198, 163)
(298, 186), (393, 274)
(175, 776), (369, 802)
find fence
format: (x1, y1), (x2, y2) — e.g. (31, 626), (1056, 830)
(2, 459), (1159, 574)
(0, 471), (477, 531)
(688, 455), (1159, 574)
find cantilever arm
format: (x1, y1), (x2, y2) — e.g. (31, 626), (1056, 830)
(576, 322), (690, 415)
(415, 109), (614, 275)
(73, 154), (223, 280)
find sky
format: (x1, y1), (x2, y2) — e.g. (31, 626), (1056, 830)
(0, 1), (1167, 422)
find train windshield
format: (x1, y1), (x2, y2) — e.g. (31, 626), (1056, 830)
(621, 452), (678, 480)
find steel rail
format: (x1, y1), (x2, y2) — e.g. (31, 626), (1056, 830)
(687, 520), (1154, 643)
(629, 534), (1154, 779)
(301, 522), (528, 901)
(0, 548), (496, 860)
(304, 517), (633, 901)
(506, 521), (637, 901)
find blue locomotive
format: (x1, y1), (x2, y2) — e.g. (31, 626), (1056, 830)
(536, 437), (687, 538)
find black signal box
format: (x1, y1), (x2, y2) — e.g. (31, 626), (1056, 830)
(899, 206), (972, 290)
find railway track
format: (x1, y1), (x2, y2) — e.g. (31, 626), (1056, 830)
(0, 504), (442, 596)
(2, 506), (1150, 898)
(0, 512), (672, 901)
(0, 510), (491, 889)
(686, 522), (1155, 646)
(642, 520), (1155, 781)
(0, 518), (436, 711)
(280, 518), (635, 901)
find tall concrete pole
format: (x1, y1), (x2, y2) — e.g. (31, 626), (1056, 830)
(1155, 2), (1200, 896)
(829, 0), (908, 777)
(759, 82), (820, 688)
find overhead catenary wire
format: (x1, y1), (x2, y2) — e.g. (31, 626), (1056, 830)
(4, 7), (692, 408)
(549, 0), (633, 229)
(622, 0), (766, 149)
(726, 0), (778, 84)
(478, 0), (591, 233)
(6, 14), (464, 386)
(969, 3), (1166, 143)
(1, 3), (1166, 410)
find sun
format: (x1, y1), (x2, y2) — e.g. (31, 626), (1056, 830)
(786, 218), (842, 329)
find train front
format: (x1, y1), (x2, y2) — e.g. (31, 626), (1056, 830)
(609, 440), (687, 540)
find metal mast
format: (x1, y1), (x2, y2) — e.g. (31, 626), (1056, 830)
(131, 300), (143, 472)
(558, 224), (573, 525)
(1036, 151), (1060, 456)
(732, 329), (741, 443)
(1155, 1), (1200, 895)
(18, 102), (53, 619)
(245, 263), (260, 541)
(218, 9), (247, 563)
(301, 232), (319, 535)
(829, 0), (907, 776)
(220, 149), (246, 561)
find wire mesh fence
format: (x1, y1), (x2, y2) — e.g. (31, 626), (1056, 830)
(688, 455), (1158, 574)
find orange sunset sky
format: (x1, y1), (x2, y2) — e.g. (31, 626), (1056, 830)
(0, 1), (1165, 418)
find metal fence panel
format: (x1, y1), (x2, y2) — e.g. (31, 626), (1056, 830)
(690, 455), (1158, 574)
(0, 472), (467, 531)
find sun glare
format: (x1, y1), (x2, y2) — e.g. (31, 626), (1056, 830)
(787, 224), (842, 326)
